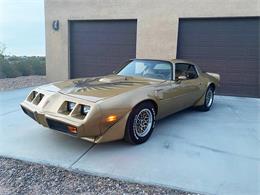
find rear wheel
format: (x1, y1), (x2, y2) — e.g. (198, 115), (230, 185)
(124, 102), (155, 144)
(199, 86), (214, 111)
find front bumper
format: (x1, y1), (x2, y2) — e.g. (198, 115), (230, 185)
(21, 104), (83, 137)
(20, 101), (131, 144)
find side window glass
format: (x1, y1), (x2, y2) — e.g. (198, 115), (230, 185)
(175, 63), (198, 80)
(186, 65), (198, 79)
(175, 64), (189, 79)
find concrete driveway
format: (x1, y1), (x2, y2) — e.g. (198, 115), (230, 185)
(0, 88), (259, 195)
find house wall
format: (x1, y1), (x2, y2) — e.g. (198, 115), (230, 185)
(44, 0), (259, 81)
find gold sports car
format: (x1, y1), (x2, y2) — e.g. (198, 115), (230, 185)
(21, 59), (220, 144)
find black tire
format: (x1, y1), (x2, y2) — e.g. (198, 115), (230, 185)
(198, 86), (215, 112)
(124, 102), (156, 144)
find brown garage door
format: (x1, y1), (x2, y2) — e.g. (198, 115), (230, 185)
(70, 20), (137, 78)
(177, 17), (260, 97)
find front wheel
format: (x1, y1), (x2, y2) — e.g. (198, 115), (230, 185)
(124, 102), (155, 144)
(198, 86), (215, 111)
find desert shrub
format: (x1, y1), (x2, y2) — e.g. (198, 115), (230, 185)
(1, 63), (22, 78)
(0, 55), (46, 78)
(0, 56), (22, 78)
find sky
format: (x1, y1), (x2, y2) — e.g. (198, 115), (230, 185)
(0, 0), (45, 56)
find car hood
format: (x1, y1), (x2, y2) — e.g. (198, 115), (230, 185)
(38, 75), (163, 102)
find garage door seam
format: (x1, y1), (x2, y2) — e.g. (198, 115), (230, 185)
(69, 143), (96, 168)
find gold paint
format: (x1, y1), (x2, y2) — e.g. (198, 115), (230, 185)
(20, 59), (220, 143)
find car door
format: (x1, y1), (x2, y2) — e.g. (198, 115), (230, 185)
(154, 63), (203, 118)
(173, 63), (202, 109)
(155, 80), (183, 118)
(156, 63), (200, 118)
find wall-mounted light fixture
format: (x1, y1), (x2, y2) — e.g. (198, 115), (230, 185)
(52, 20), (59, 31)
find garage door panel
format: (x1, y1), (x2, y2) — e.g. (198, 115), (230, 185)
(71, 42), (135, 47)
(70, 20), (137, 78)
(78, 56), (129, 63)
(179, 48), (254, 59)
(220, 73), (258, 83)
(71, 54), (132, 62)
(177, 17), (260, 97)
(72, 21), (136, 31)
(72, 34), (136, 44)
(179, 18), (258, 32)
(218, 85), (259, 97)
(185, 60), (259, 74)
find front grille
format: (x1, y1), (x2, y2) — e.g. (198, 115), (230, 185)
(21, 106), (35, 120)
(46, 118), (76, 135)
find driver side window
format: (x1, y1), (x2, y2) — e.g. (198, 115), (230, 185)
(175, 63), (198, 80)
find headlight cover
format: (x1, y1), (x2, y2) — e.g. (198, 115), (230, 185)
(27, 91), (38, 102)
(81, 105), (91, 116)
(59, 101), (91, 119)
(67, 102), (76, 112)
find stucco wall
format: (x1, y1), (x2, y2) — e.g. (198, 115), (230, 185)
(44, 0), (260, 81)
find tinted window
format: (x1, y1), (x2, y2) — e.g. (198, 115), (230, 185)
(175, 63), (198, 79)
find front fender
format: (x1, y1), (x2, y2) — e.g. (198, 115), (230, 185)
(97, 86), (159, 134)
(93, 111), (131, 143)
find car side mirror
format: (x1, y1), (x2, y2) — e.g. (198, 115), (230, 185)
(112, 71), (116, 74)
(177, 75), (187, 80)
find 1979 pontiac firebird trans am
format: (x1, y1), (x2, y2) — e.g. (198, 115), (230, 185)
(21, 59), (220, 144)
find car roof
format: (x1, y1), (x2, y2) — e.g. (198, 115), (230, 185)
(132, 58), (196, 65)
(169, 59), (196, 65)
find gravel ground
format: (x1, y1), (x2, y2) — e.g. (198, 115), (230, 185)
(0, 76), (48, 91)
(0, 157), (199, 195)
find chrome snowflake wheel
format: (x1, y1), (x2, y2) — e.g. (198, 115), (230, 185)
(125, 102), (155, 144)
(133, 108), (153, 137)
(198, 85), (215, 112)
(205, 88), (214, 108)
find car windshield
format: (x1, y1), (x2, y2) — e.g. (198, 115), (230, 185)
(117, 59), (172, 80)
